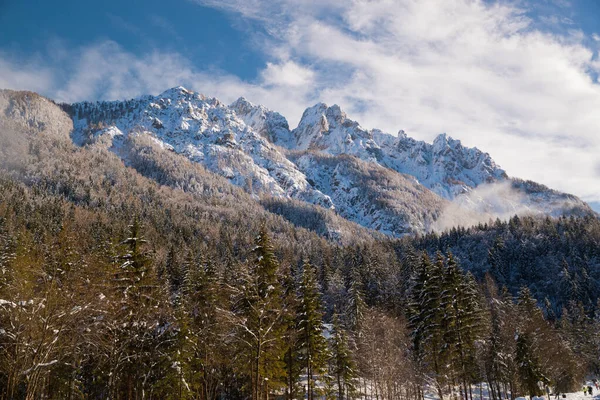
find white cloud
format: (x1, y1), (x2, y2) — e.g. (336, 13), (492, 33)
(0, 40), (319, 138)
(2, 0), (600, 206)
(261, 61), (315, 87)
(192, 0), (600, 205)
(0, 54), (55, 94)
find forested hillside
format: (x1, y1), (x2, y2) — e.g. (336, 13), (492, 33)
(409, 215), (600, 315)
(1, 90), (600, 400)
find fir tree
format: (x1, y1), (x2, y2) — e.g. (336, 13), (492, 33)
(180, 253), (225, 400)
(108, 218), (174, 398)
(232, 227), (287, 400)
(113, 218), (152, 305)
(516, 288), (548, 399)
(297, 260), (329, 400)
(282, 263), (302, 400)
(345, 267), (366, 334)
(329, 310), (356, 400)
(407, 252), (445, 399)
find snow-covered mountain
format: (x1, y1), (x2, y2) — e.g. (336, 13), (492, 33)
(68, 87), (333, 209)
(61, 87), (594, 235)
(284, 102), (507, 199)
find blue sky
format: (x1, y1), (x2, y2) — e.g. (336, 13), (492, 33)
(1, 0), (600, 211)
(0, 0), (267, 92)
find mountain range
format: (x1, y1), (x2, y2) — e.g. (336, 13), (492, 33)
(2, 87), (595, 237)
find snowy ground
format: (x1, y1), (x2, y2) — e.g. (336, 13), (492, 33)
(420, 382), (599, 400)
(292, 380), (599, 400)
(542, 383), (600, 400)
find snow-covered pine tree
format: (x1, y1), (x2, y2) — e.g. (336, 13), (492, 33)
(344, 267), (366, 335)
(0, 218), (14, 291)
(164, 245), (185, 295)
(488, 237), (508, 287)
(438, 252), (485, 400)
(113, 218), (155, 305)
(108, 218), (174, 398)
(282, 262), (302, 400)
(407, 252), (445, 400)
(180, 253), (226, 399)
(439, 252), (464, 398)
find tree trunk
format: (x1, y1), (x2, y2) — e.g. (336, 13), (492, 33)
(254, 344), (261, 400)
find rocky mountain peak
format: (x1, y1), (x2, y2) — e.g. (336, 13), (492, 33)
(229, 96), (291, 145)
(293, 102), (374, 153)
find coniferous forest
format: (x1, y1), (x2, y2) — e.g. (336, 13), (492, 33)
(1, 92), (600, 399)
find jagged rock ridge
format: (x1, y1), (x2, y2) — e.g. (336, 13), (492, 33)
(58, 87), (595, 235)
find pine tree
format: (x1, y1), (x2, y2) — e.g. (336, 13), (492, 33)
(180, 253), (225, 400)
(329, 310), (356, 400)
(515, 288), (547, 399)
(231, 227), (287, 400)
(282, 263), (302, 400)
(439, 252), (466, 398)
(113, 218), (152, 305)
(515, 332), (544, 399)
(164, 245), (184, 295)
(438, 253), (485, 400)
(297, 260), (329, 400)
(108, 218), (174, 398)
(345, 267), (366, 334)
(407, 252), (445, 399)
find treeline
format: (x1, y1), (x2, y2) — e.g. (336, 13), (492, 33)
(410, 215), (600, 315)
(0, 176), (598, 399)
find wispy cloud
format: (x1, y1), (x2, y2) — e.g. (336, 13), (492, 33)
(148, 15), (185, 43)
(0, 40), (319, 129)
(433, 181), (590, 231)
(191, 0), (600, 205)
(0, 53), (55, 94)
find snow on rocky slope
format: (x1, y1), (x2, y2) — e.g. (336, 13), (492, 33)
(291, 152), (447, 235)
(67, 87), (333, 209)
(288, 102), (507, 199)
(62, 87), (595, 235)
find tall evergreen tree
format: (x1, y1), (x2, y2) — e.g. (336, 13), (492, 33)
(232, 227), (286, 400)
(407, 252), (445, 399)
(345, 267), (366, 335)
(113, 218), (152, 304)
(282, 263), (302, 400)
(108, 218), (175, 398)
(180, 253), (226, 400)
(297, 260), (329, 400)
(515, 288), (547, 399)
(329, 310), (356, 400)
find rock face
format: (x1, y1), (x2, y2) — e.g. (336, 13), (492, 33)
(229, 97), (294, 147)
(50, 87), (595, 235)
